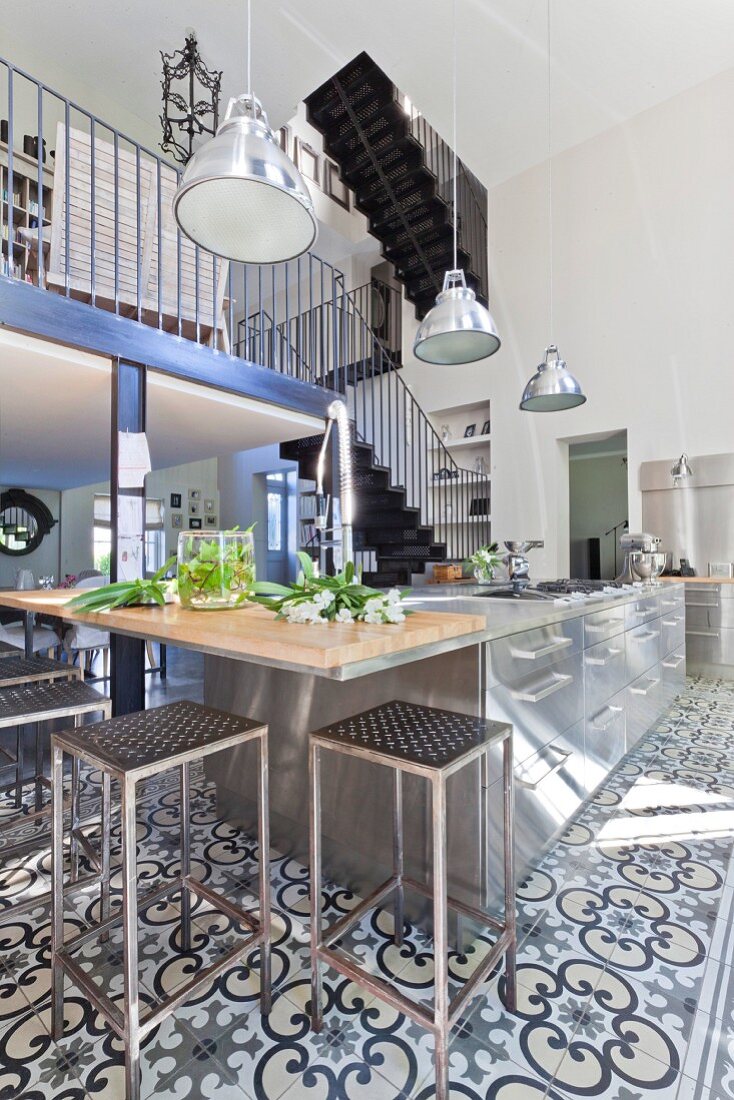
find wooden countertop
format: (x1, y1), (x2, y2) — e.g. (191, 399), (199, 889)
(0, 590), (486, 674)
(661, 576), (734, 584)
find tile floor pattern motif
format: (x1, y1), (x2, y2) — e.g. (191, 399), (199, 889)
(1, 676), (734, 1098)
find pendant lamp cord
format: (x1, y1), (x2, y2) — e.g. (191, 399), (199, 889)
(547, 0), (554, 340)
(247, 0), (253, 100)
(452, 0), (458, 272)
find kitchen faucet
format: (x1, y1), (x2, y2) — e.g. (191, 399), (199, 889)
(315, 400), (354, 573)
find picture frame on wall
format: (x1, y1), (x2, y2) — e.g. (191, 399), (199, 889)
(189, 489), (201, 501)
(481, 420), (490, 436)
(189, 517), (202, 530)
(189, 502), (200, 516)
(170, 492), (182, 509)
(464, 424), (476, 438)
(204, 499), (215, 513)
(294, 138), (320, 186)
(205, 514), (218, 527)
(171, 513), (182, 529)
(324, 160), (350, 210)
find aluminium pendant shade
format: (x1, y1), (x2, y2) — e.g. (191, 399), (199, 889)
(173, 94), (317, 264)
(520, 344), (587, 412)
(413, 270), (501, 365)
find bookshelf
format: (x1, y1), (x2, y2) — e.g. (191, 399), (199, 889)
(0, 142), (53, 281)
(427, 399), (491, 554)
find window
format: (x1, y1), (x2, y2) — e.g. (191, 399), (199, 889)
(93, 495), (165, 574)
(267, 491), (282, 552)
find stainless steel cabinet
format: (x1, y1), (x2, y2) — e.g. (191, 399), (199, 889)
(627, 663), (663, 748)
(685, 582), (734, 674)
(625, 594), (661, 628)
(584, 635), (627, 714)
(584, 607), (627, 646)
(585, 688), (626, 790)
(486, 617), (583, 687)
(662, 650), (686, 706)
(626, 621), (663, 681)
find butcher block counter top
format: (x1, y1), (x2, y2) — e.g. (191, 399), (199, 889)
(0, 589), (486, 680)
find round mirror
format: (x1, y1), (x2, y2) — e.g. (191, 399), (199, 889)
(0, 490), (56, 557)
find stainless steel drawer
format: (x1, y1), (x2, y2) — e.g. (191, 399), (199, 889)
(685, 626), (734, 672)
(685, 584), (721, 608)
(662, 650), (685, 706)
(627, 664), (663, 748)
(686, 601), (734, 630)
(583, 606), (627, 647)
(661, 611), (686, 655)
(659, 588), (685, 611)
(485, 651), (584, 765)
(483, 719), (585, 907)
(585, 689), (626, 792)
(486, 616), (583, 687)
(625, 595), (661, 628)
(626, 621), (662, 681)
(584, 636), (627, 714)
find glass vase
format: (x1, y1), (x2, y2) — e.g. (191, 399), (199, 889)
(177, 529), (255, 610)
(473, 564), (494, 584)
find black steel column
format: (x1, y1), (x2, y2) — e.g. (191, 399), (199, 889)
(110, 358), (146, 715)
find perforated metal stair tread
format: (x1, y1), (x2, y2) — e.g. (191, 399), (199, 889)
(54, 699), (266, 776)
(0, 678), (108, 727)
(313, 699), (509, 771)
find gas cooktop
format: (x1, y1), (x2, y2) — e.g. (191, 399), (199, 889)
(536, 579), (625, 595)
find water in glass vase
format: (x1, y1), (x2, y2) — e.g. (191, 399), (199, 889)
(177, 529), (255, 610)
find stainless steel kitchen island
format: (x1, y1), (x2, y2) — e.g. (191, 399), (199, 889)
(204, 582), (687, 918)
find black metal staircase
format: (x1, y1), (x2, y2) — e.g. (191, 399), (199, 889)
(305, 52), (489, 320)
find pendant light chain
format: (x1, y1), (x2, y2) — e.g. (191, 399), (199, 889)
(547, 0), (554, 340)
(452, 0), (458, 272)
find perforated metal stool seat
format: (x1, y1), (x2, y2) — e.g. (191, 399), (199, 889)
(0, 640), (21, 659)
(0, 676), (110, 840)
(51, 699), (271, 1100)
(0, 654), (81, 689)
(309, 700), (516, 1100)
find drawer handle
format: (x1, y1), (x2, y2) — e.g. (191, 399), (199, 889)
(663, 654), (685, 669)
(662, 618), (685, 627)
(630, 677), (660, 696)
(631, 629), (660, 642)
(591, 703), (624, 731)
(585, 646), (623, 667)
(510, 672), (573, 703)
(686, 629), (720, 638)
(517, 745), (572, 790)
(687, 601), (720, 608)
(510, 635), (573, 660)
(661, 599), (679, 608)
(586, 616), (625, 634)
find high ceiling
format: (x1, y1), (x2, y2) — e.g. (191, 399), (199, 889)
(0, 331), (323, 490)
(7, 0), (734, 186)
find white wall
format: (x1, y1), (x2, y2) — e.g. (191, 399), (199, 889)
(217, 444), (299, 578)
(0, 487), (60, 587)
(401, 66), (734, 578)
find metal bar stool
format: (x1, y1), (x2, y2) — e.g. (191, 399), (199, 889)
(51, 699), (271, 1100)
(0, 641), (22, 659)
(309, 700), (516, 1100)
(0, 678), (111, 882)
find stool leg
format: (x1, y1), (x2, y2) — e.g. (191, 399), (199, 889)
(15, 725), (23, 809)
(179, 762), (191, 952)
(100, 771), (112, 943)
(309, 740), (323, 1032)
(432, 774), (449, 1100)
(257, 730), (271, 1015)
(393, 769), (404, 947)
(51, 742), (65, 1041)
(503, 734), (517, 1013)
(34, 723), (43, 812)
(70, 751), (80, 883)
(121, 776), (141, 1100)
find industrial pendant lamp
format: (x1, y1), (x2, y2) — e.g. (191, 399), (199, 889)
(173, 0), (317, 264)
(412, 0), (500, 365)
(520, 0), (586, 412)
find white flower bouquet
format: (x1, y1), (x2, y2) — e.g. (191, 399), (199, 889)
(465, 542), (504, 583)
(249, 552), (411, 625)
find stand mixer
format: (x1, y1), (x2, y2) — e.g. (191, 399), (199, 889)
(504, 540), (545, 585)
(617, 532), (667, 584)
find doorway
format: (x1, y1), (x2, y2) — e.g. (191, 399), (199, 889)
(569, 431), (628, 580)
(265, 472), (289, 584)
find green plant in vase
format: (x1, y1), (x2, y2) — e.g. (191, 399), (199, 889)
(177, 525), (256, 610)
(465, 542), (504, 584)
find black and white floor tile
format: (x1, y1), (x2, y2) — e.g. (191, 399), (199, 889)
(2, 674), (734, 1098)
